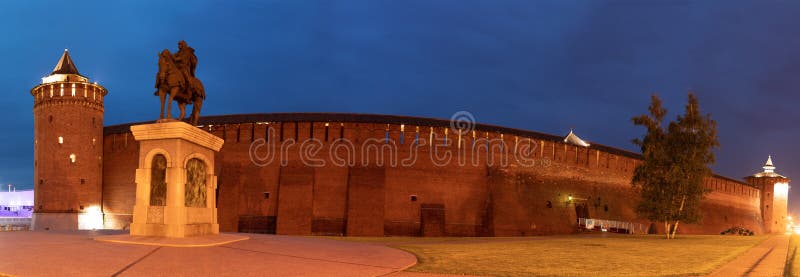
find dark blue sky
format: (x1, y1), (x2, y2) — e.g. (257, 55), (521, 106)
(2, 1), (800, 211)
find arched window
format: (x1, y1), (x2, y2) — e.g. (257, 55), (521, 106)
(185, 158), (207, 207)
(149, 154), (167, 206)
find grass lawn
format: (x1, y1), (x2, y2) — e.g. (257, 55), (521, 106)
(329, 234), (766, 276)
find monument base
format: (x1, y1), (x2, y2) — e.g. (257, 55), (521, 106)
(95, 232), (247, 247)
(130, 223), (219, 237)
(129, 121), (224, 238)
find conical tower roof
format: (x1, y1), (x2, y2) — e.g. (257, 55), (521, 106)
(50, 49), (80, 76)
(751, 155), (785, 178)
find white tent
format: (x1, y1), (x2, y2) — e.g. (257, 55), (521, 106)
(563, 130), (590, 147)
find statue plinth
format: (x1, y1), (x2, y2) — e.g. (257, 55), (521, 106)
(129, 121), (224, 238)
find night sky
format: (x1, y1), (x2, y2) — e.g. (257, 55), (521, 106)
(2, 1), (800, 212)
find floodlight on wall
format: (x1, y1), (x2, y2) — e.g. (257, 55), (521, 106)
(775, 182), (789, 199)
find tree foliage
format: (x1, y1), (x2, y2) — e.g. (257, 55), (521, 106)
(632, 93), (719, 239)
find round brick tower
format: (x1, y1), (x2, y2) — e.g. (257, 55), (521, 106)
(30, 50), (107, 230)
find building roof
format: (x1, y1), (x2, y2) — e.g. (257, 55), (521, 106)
(563, 130), (590, 147)
(751, 155), (787, 178)
(0, 190), (33, 206)
(50, 49), (80, 76)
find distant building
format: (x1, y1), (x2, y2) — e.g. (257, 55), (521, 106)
(0, 190), (34, 218)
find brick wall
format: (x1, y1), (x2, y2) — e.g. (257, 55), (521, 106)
(100, 114), (766, 236)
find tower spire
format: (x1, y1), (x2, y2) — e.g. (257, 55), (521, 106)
(764, 155), (776, 173)
(51, 49), (80, 75)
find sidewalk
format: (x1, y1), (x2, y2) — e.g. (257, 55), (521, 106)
(708, 235), (789, 277)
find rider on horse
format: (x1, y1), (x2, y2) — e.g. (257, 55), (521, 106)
(154, 41), (206, 125)
(155, 40), (205, 100)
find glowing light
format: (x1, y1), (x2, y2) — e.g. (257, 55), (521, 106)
(69, 153), (76, 163)
(774, 182), (789, 199)
(78, 205), (103, 230)
(58, 136), (63, 144)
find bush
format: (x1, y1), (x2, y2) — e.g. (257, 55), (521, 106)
(720, 226), (753, 236)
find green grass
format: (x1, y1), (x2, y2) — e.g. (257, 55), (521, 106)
(329, 234), (766, 276)
(787, 234), (800, 276)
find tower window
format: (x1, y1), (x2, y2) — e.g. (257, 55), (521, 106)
(80, 179), (85, 184)
(324, 123), (329, 142)
(69, 154), (76, 163)
(58, 136), (64, 144)
(49, 115), (53, 123)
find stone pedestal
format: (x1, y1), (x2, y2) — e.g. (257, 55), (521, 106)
(129, 121), (224, 238)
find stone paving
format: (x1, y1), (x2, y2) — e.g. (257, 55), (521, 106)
(708, 234), (789, 277)
(0, 231), (417, 277)
(0, 230), (791, 277)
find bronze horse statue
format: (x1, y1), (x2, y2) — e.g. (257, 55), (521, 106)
(155, 49), (205, 125)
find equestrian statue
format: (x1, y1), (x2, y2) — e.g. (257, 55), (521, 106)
(155, 40), (205, 125)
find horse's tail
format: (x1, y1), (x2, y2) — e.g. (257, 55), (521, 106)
(191, 78), (206, 100)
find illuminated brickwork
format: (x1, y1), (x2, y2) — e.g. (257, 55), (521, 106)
(30, 50), (107, 230)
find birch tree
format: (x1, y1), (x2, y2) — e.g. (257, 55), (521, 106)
(632, 93), (718, 239)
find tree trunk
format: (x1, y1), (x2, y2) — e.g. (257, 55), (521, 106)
(671, 220), (680, 239)
(671, 196), (687, 239)
(664, 221), (671, 239)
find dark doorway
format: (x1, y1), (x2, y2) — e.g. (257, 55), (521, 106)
(238, 215), (276, 234)
(575, 203), (590, 220)
(421, 203), (446, 237)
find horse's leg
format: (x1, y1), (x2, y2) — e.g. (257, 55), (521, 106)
(191, 98), (203, 125)
(178, 102), (186, 121)
(166, 87), (178, 119)
(159, 89), (166, 119)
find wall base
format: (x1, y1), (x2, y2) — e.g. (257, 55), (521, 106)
(31, 213), (78, 231)
(104, 214), (133, 230)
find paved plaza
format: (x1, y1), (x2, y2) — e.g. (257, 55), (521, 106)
(0, 231), (416, 277)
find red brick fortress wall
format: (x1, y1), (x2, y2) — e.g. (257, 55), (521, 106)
(101, 113), (766, 236)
